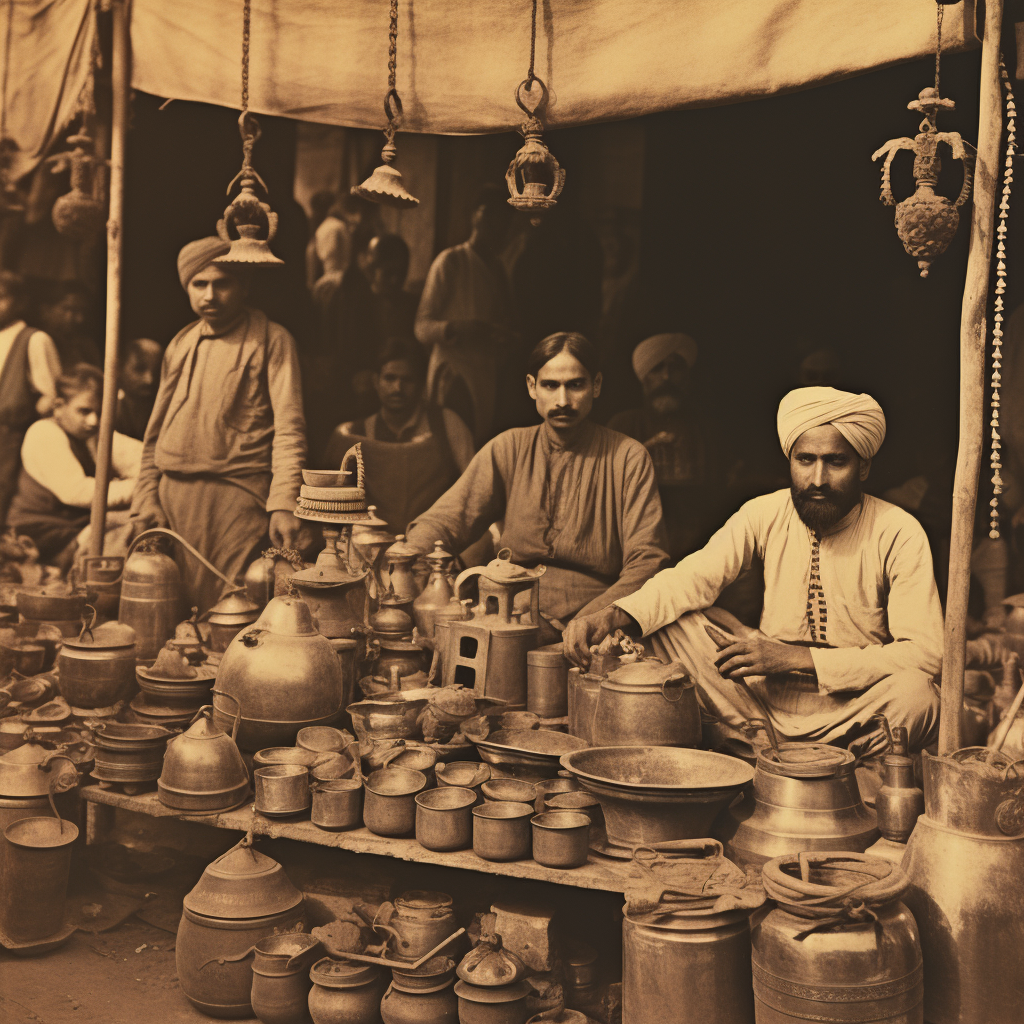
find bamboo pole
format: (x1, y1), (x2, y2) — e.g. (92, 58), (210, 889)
(87, 0), (129, 557)
(939, 0), (1004, 755)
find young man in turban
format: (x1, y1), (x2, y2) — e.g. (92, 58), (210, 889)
(564, 387), (943, 757)
(131, 238), (307, 611)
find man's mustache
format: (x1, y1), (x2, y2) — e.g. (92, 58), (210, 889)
(796, 485), (841, 501)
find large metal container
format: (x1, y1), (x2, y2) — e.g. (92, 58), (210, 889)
(56, 619), (138, 709)
(902, 747), (1024, 1024)
(526, 644), (569, 719)
(212, 597), (346, 751)
(567, 667), (602, 744)
(593, 659), (701, 748)
(118, 547), (182, 660)
(623, 900), (756, 1024)
(753, 853), (922, 1024)
(719, 742), (878, 868)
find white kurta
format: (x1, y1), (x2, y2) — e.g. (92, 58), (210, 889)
(615, 490), (943, 755)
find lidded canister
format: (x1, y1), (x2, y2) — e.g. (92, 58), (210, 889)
(526, 643), (569, 719)
(621, 840), (762, 1024)
(753, 852), (923, 1024)
(118, 544), (182, 660)
(593, 658), (700, 748)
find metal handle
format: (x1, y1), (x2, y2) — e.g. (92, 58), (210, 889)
(211, 689), (243, 742)
(199, 944), (255, 970)
(661, 674), (689, 703)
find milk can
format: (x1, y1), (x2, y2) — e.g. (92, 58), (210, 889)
(752, 852), (923, 1024)
(118, 544), (182, 660)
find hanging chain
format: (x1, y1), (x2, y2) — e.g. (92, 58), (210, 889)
(990, 57), (1015, 540)
(388, 0), (398, 90)
(241, 0), (251, 114)
(934, 2), (943, 94)
(527, 0), (538, 83)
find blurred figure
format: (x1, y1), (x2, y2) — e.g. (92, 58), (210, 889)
(367, 233), (417, 341)
(798, 347), (841, 388)
(416, 184), (514, 445)
(8, 364), (141, 570)
(0, 271), (61, 529)
(115, 337), (162, 440)
(35, 279), (101, 368)
(305, 190), (337, 292)
(326, 336), (474, 534)
(312, 194), (378, 311)
(609, 333), (710, 558)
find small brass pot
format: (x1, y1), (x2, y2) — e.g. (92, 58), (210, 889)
(472, 802), (533, 862)
(363, 767), (426, 837)
(531, 811), (591, 869)
(415, 786), (476, 851)
(254, 764), (311, 817)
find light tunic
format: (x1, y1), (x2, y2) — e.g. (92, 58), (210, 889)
(617, 489), (943, 694)
(406, 421), (670, 623)
(0, 320), (61, 414)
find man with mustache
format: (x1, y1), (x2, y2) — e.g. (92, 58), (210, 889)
(564, 387), (942, 757)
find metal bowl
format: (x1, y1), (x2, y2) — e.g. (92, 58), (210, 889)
(348, 696), (429, 742)
(302, 469), (346, 487)
(474, 729), (588, 781)
(559, 746), (753, 849)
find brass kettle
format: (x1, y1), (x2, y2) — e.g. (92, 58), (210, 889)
(158, 699), (250, 812)
(212, 596), (346, 751)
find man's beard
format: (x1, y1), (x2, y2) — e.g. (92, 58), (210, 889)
(791, 484), (860, 532)
(647, 386), (682, 416)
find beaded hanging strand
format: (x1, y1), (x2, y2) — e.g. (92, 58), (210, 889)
(990, 58), (1015, 540)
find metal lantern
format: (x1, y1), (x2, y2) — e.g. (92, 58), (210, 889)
(216, 112), (284, 266)
(872, 87), (975, 277)
(352, 0), (419, 209)
(48, 131), (106, 240)
(506, 78), (564, 227)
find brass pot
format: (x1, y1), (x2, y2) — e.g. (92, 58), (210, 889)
(415, 787), (476, 852)
(255, 765), (311, 818)
(118, 547), (182, 660)
(309, 958), (386, 1024)
(56, 616), (137, 709)
(363, 767), (426, 836)
(373, 890), (459, 962)
(204, 591), (261, 654)
(593, 659), (700, 748)
(212, 597), (346, 751)
(719, 742), (877, 868)
(472, 802), (533, 862)
(158, 702), (250, 812)
(530, 810), (590, 868)
(311, 779), (363, 831)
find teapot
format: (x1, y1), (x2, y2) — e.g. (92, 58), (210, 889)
(372, 890), (459, 962)
(412, 541), (456, 638)
(380, 536), (421, 605)
(158, 699), (250, 812)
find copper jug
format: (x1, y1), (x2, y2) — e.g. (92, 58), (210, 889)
(380, 536), (422, 606)
(212, 597), (346, 751)
(902, 746), (1024, 1024)
(158, 699), (250, 812)
(412, 542), (455, 638)
(872, 715), (923, 844)
(289, 529), (369, 640)
(718, 740), (877, 868)
(593, 658), (700, 748)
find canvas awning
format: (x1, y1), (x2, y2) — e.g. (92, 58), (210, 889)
(130, 0), (978, 135)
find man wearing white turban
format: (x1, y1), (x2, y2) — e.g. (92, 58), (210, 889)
(564, 387), (943, 757)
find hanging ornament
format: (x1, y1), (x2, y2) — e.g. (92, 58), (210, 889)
(871, 4), (975, 277)
(505, 0), (564, 226)
(216, 0), (284, 265)
(989, 58), (1014, 540)
(351, 0), (418, 208)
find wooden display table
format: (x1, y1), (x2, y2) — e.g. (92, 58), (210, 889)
(81, 786), (641, 894)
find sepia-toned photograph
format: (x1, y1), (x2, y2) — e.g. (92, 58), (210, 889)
(0, 1), (1020, 1022)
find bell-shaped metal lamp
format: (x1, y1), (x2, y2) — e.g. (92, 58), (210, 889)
(352, 139), (419, 209)
(216, 177), (285, 266)
(505, 79), (565, 227)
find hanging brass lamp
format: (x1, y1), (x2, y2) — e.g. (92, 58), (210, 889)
(352, 0), (418, 209)
(505, 0), (563, 226)
(216, 0), (284, 266)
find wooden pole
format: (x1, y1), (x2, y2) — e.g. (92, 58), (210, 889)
(939, 0), (1004, 755)
(87, 0), (129, 557)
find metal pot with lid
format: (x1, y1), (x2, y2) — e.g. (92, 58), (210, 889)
(137, 645), (215, 708)
(56, 612), (137, 710)
(718, 737), (878, 868)
(593, 658), (701, 748)
(380, 535), (422, 605)
(212, 596), (346, 751)
(0, 738), (78, 798)
(159, 699), (250, 812)
(203, 590), (261, 653)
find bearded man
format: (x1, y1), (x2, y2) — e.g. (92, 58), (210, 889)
(564, 387), (942, 757)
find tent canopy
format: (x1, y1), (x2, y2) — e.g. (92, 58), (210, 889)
(131, 0), (978, 134)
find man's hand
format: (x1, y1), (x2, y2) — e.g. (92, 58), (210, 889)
(269, 510), (301, 549)
(714, 632), (815, 679)
(563, 606), (636, 669)
(131, 504), (168, 535)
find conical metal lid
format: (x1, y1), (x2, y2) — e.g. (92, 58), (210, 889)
(248, 596), (320, 637)
(207, 590), (261, 623)
(138, 646), (199, 682)
(63, 620), (137, 649)
(183, 837), (303, 918)
(385, 534), (420, 560)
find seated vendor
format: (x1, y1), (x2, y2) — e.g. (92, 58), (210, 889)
(324, 336), (474, 535)
(404, 331), (670, 635)
(564, 387), (942, 758)
(8, 364), (142, 570)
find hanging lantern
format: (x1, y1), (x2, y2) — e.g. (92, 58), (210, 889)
(871, 4), (974, 277)
(48, 130), (106, 240)
(216, 0), (284, 266)
(352, 0), (418, 209)
(505, 79), (564, 227)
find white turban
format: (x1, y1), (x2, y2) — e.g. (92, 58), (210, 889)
(632, 333), (698, 381)
(777, 387), (886, 459)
